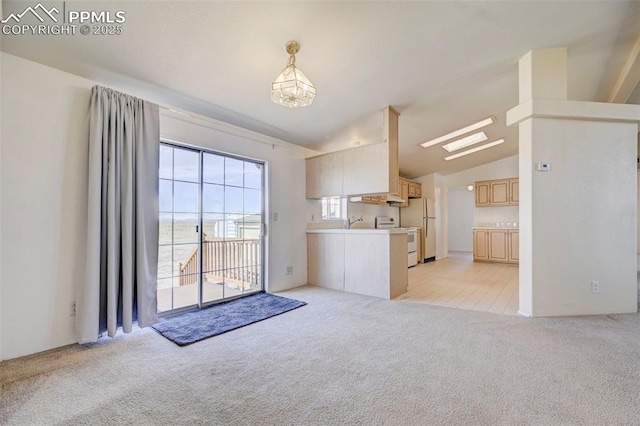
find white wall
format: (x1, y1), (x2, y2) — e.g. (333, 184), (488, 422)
(444, 155), (519, 188)
(447, 187), (474, 252)
(526, 118), (637, 316)
(2, 54), (93, 360)
(0, 53), (316, 360)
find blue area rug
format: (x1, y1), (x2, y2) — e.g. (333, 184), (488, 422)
(151, 292), (307, 346)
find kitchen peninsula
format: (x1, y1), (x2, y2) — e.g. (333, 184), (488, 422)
(307, 228), (408, 299)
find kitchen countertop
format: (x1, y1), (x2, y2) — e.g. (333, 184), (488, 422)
(306, 228), (410, 234)
(473, 226), (519, 230)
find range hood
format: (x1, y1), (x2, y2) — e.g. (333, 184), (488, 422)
(386, 194), (406, 205)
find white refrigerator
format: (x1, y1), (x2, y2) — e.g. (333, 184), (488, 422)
(400, 198), (436, 262)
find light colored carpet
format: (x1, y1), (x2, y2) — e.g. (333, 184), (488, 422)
(2, 285), (640, 425)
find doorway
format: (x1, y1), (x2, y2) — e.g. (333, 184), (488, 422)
(157, 142), (265, 313)
(447, 186), (475, 254)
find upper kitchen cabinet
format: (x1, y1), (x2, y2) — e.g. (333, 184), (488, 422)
(490, 180), (510, 205)
(475, 181), (490, 206)
(398, 178), (409, 207)
(475, 177), (519, 207)
(305, 106), (399, 199)
(354, 177), (421, 207)
(342, 142), (390, 195)
(509, 179), (519, 204)
(306, 151), (343, 199)
(407, 180), (422, 198)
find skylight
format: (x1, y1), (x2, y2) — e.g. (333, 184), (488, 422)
(444, 139), (505, 161)
(420, 116), (495, 148)
(441, 132), (488, 152)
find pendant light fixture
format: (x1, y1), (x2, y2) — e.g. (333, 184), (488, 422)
(271, 40), (316, 108)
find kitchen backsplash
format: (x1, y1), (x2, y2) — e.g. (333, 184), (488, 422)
(474, 205), (519, 227)
(306, 198), (399, 229)
(347, 201), (399, 228)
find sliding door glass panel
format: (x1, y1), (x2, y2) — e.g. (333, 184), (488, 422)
(225, 158), (244, 186)
(174, 149), (199, 182)
(202, 154), (264, 303)
(157, 145), (200, 312)
(203, 154), (224, 184)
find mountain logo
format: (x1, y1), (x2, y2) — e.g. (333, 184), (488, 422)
(1, 3), (59, 24)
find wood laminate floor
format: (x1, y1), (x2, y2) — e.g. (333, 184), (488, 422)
(397, 251), (519, 315)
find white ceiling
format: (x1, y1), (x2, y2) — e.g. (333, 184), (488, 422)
(2, 0), (639, 178)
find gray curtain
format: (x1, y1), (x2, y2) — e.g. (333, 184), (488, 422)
(77, 86), (160, 344)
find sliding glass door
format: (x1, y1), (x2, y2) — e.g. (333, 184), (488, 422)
(158, 143), (264, 313)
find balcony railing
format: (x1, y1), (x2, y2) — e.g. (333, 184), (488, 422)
(178, 236), (261, 290)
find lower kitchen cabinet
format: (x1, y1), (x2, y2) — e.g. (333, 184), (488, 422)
(488, 230), (509, 262)
(473, 228), (519, 264)
(473, 229), (489, 260)
(508, 230), (519, 262)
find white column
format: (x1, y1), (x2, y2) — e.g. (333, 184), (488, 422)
(508, 49), (640, 317)
(518, 48), (568, 103)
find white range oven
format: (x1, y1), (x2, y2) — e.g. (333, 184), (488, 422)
(406, 227), (418, 267)
(375, 217), (418, 268)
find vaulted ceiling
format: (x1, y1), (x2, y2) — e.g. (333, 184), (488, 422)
(2, 1), (639, 178)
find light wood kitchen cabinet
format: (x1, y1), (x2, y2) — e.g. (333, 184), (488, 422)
(488, 230), (509, 262)
(474, 177), (519, 207)
(475, 182), (491, 206)
(360, 195), (387, 204)
(490, 180), (510, 205)
(342, 141), (390, 196)
(395, 177), (422, 208)
(353, 177), (421, 207)
(509, 179), (519, 205)
(473, 229), (489, 260)
(408, 181), (420, 198)
(508, 231), (519, 262)
(305, 151), (343, 199)
(399, 178), (410, 207)
(306, 106), (399, 199)
(473, 228), (519, 264)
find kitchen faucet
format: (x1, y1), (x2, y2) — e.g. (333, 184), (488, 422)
(345, 215), (364, 229)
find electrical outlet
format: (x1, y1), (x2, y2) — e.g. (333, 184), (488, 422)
(311, 213), (315, 221)
(70, 301), (76, 316)
(286, 265), (293, 275)
(591, 281), (600, 294)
